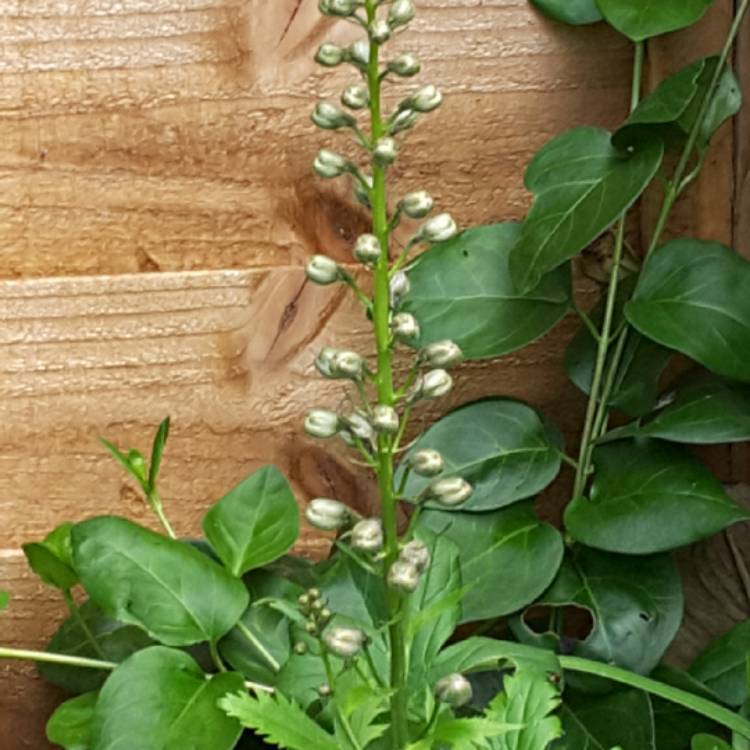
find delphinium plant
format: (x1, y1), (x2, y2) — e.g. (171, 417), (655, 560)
(2, 1), (750, 749)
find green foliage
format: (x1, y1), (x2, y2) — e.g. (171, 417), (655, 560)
(690, 622), (750, 707)
(692, 735), (733, 750)
(530, 0), (602, 25)
(0, 590), (8, 610)
(595, 0), (715, 41)
(46, 692), (98, 750)
(23, 522), (78, 590)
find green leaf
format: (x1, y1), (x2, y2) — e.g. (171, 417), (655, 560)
(487, 669), (563, 750)
(402, 223), (571, 359)
(564, 439), (750, 553)
(40, 599), (153, 694)
(530, 0), (603, 25)
(46, 692), (98, 750)
(560, 689), (655, 750)
(92, 646), (243, 750)
(0, 591), (8, 610)
(73, 517), (249, 646)
(595, 0), (715, 41)
(514, 547), (682, 674)
(408, 712), (520, 750)
(399, 398), (563, 512)
(690, 621), (750, 707)
(510, 127), (663, 293)
(203, 466), (299, 577)
(100, 438), (148, 491)
(627, 240), (750, 384)
(615, 57), (741, 151)
(693, 735), (733, 750)
(220, 690), (338, 750)
(148, 417), (170, 489)
(417, 502), (564, 622)
(23, 522), (79, 590)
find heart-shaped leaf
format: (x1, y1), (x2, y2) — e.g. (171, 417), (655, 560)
(46, 692), (98, 750)
(690, 621), (750, 707)
(510, 127), (663, 292)
(417, 502), (564, 623)
(564, 439), (750, 553)
(595, 0), (715, 41)
(23, 522), (78, 591)
(512, 547), (683, 674)
(402, 224), (571, 360)
(626, 240), (750, 383)
(399, 398), (563, 512)
(203, 466), (299, 577)
(91, 646), (244, 750)
(73, 517), (249, 646)
(530, 0), (603, 25)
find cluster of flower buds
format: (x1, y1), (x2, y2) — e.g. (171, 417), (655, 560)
(298, 588), (332, 637)
(435, 673), (473, 708)
(305, 498), (360, 531)
(387, 538), (431, 593)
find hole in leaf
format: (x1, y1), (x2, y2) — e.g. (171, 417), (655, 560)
(522, 604), (594, 641)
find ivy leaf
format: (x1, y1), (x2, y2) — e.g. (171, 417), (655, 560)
(46, 692), (98, 750)
(399, 398), (563, 512)
(485, 669), (563, 750)
(690, 621), (750, 707)
(23, 522), (79, 591)
(203, 466), (300, 577)
(510, 127), (663, 293)
(402, 223), (571, 360)
(511, 547), (682, 675)
(529, 0), (603, 26)
(595, 0), (715, 41)
(416, 502), (564, 623)
(73, 517), (249, 646)
(220, 690), (338, 750)
(626, 240), (750, 384)
(564, 439), (750, 553)
(92, 647), (243, 750)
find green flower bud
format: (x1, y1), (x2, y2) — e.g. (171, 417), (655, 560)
(387, 559), (421, 593)
(390, 271), (411, 305)
(387, 53), (421, 77)
(318, 683), (332, 697)
(399, 539), (431, 572)
(421, 368), (453, 399)
(435, 673), (473, 708)
(128, 451), (147, 483)
(353, 233), (382, 264)
(319, 607), (332, 623)
(351, 518), (384, 553)
(389, 0), (416, 28)
(305, 254), (340, 285)
(420, 213), (457, 243)
(294, 641), (308, 655)
(313, 149), (350, 179)
(305, 498), (352, 531)
(304, 408), (340, 439)
(314, 347), (338, 378)
(342, 83), (369, 110)
(408, 449), (444, 477)
(373, 137), (398, 167)
(308, 588), (322, 600)
(390, 108), (418, 135)
(324, 626), (366, 658)
(410, 84), (443, 113)
(428, 476), (473, 507)
(391, 312), (420, 341)
(342, 411), (375, 442)
(315, 42), (345, 67)
(370, 19), (391, 44)
(330, 350), (365, 380)
(354, 173), (373, 207)
(324, 0), (358, 16)
(305, 620), (319, 635)
(312, 101), (355, 130)
(348, 39), (371, 70)
(400, 190), (434, 219)
(372, 404), (399, 434)
(422, 339), (463, 368)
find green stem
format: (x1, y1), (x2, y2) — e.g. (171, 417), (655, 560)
(0, 646), (116, 671)
(209, 640), (227, 672)
(149, 489), (177, 539)
(62, 589), (107, 660)
(237, 621), (281, 672)
(560, 655), (750, 738)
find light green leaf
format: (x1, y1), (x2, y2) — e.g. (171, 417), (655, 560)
(690, 621), (750, 707)
(46, 692), (98, 750)
(100, 438), (148, 492)
(148, 417), (170, 489)
(23, 522), (78, 590)
(408, 712), (520, 750)
(530, 0), (603, 25)
(564, 439), (750, 553)
(510, 127), (663, 292)
(417, 502), (564, 623)
(402, 223), (571, 359)
(399, 398), (563, 512)
(203, 466), (299, 577)
(73, 517), (249, 646)
(626, 240), (750, 384)
(0, 591), (8, 610)
(595, 0), (715, 41)
(693, 735), (733, 750)
(220, 690), (338, 750)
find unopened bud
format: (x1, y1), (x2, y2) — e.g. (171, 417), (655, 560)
(408, 449), (444, 477)
(388, 53), (421, 78)
(304, 409), (340, 439)
(348, 39), (371, 69)
(306, 255), (340, 285)
(314, 347), (337, 378)
(313, 149), (350, 179)
(388, 559), (421, 593)
(315, 43), (345, 67)
(324, 626), (366, 658)
(294, 642), (308, 655)
(369, 19), (391, 44)
(392, 312), (420, 341)
(400, 191), (434, 219)
(389, 0), (416, 28)
(390, 271), (411, 305)
(318, 683), (332, 697)
(305, 498), (352, 531)
(428, 476), (473, 507)
(421, 369), (453, 400)
(390, 108), (418, 135)
(423, 340), (463, 368)
(128, 451), (147, 482)
(342, 411), (375, 442)
(400, 539), (431, 572)
(312, 101), (355, 131)
(354, 234), (382, 264)
(372, 405), (399, 434)
(435, 673), (473, 707)
(410, 84), (443, 113)
(373, 137), (398, 167)
(420, 213), (457, 243)
(351, 518), (384, 553)
(354, 174), (373, 208)
(330, 350), (364, 380)
(305, 620), (319, 635)
(324, 0), (357, 16)
(342, 83), (369, 110)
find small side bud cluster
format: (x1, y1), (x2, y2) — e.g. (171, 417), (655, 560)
(435, 673), (473, 708)
(305, 498), (359, 531)
(298, 588), (332, 638)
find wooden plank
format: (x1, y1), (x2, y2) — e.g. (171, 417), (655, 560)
(735, 5), (750, 258)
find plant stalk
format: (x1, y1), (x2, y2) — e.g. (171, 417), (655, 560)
(62, 589), (107, 660)
(0, 646), (116, 671)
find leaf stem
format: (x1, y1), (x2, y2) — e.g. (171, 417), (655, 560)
(62, 589), (107, 661)
(149, 489), (177, 539)
(0, 646), (116, 671)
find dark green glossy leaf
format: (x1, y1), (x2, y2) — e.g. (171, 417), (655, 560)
(627, 240), (750, 383)
(203, 466), (299, 577)
(560, 689), (655, 750)
(399, 398), (563, 512)
(148, 417), (170, 488)
(417, 502), (564, 622)
(514, 547), (682, 674)
(692, 735), (732, 750)
(564, 439), (750, 553)
(92, 646), (243, 750)
(595, 0), (715, 41)
(46, 692), (98, 750)
(510, 127), (663, 292)
(73, 517), (249, 646)
(530, 0), (603, 25)
(402, 223), (571, 359)
(690, 621), (750, 707)
(39, 599), (153, 693)
(23, 522), (78, 590)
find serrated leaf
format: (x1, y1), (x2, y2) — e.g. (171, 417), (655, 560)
(595, 0), (715, 41)
(530, 0), (603, 25)
(690, 621), (750, 707)
(408, 712), (520, 750)
(46, 691), (98, 750)
(510, 127), (662, 292)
